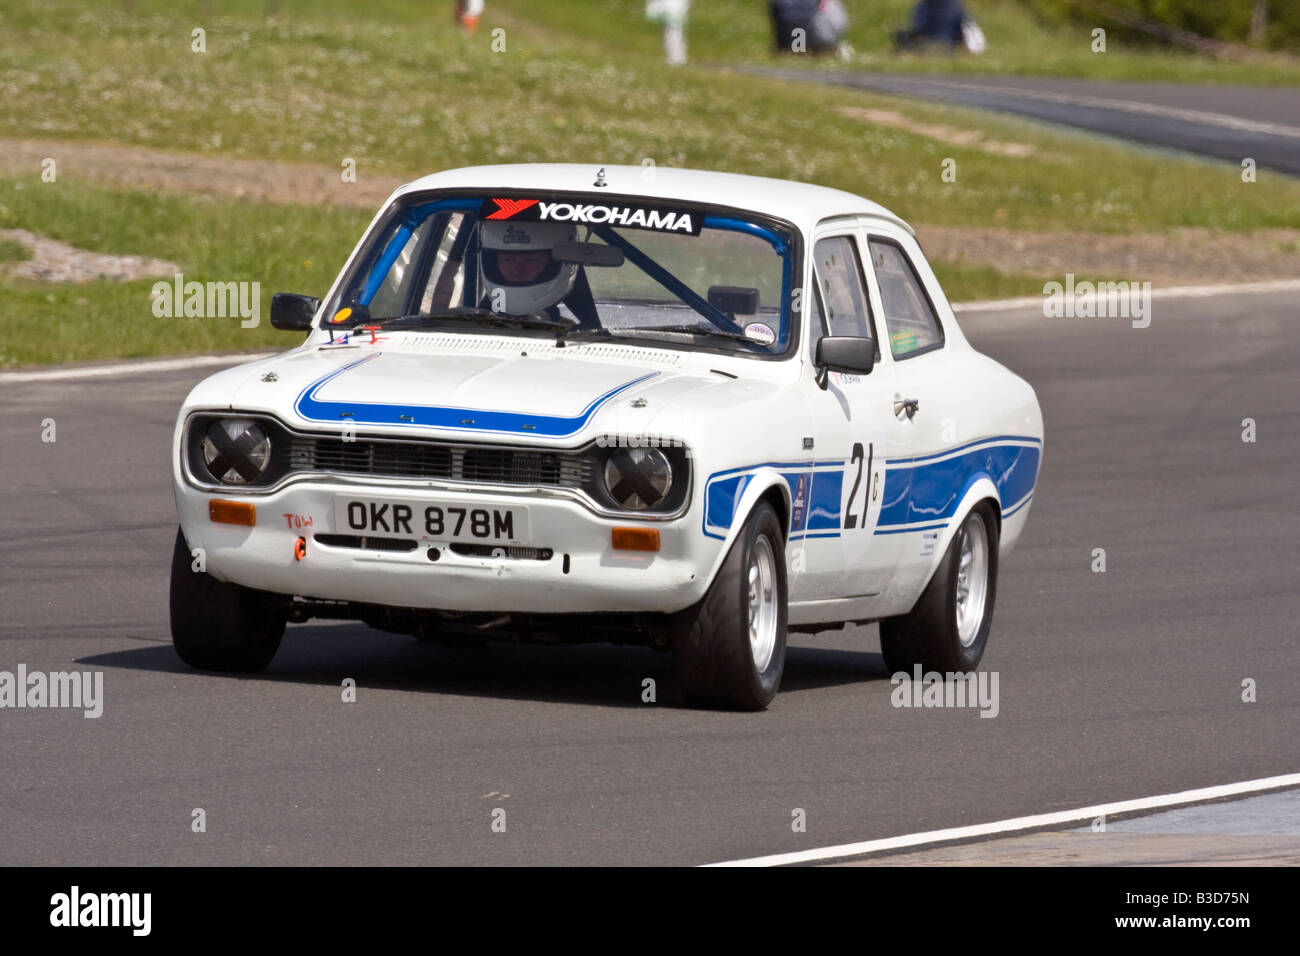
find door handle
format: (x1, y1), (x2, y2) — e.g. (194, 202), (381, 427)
(894, 396), (919, 419)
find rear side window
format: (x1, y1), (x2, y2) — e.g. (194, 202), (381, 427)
(812, 236), (872, 338)
(868, 239), (943, 358)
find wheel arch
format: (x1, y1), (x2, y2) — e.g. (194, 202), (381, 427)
(916, 475), (1002, 591)
(699, 468), (793, 592)
(758, 484), (791, 543)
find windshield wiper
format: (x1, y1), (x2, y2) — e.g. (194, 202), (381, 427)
(554, 326), (613, 347)
(619, 325), (768, 348)
(365, 310), (574, 333)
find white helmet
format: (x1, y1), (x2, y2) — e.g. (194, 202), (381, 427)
(479, 220), (579, 316)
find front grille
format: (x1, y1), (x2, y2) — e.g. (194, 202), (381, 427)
(315, 534), (419, 552)
(449, 544), (554, 561)
(289, 437), (589, 488)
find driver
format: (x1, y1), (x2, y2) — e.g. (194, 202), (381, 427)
(479, 220), (580, 319)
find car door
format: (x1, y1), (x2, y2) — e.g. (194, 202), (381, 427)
(860, 225), (959, 597)
(794, 228), (912, 605)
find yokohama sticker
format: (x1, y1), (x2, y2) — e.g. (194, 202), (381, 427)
(481, 198), (703, 235)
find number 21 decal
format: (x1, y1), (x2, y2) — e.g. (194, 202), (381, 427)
(843, 441), (875, 530)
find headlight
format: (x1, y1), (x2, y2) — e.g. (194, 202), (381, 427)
(603, 447), (673, 511)
(200, 419), (271, 485)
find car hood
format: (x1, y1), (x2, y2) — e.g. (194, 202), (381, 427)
(197, 334), (751, 444)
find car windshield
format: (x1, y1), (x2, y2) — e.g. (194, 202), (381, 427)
(326, 193), (796, 356)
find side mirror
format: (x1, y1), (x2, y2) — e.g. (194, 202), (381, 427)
(816, 335), (876, 376)
(270, 292), (320, 331)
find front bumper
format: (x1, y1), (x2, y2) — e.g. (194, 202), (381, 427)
(175, 479), (715, 615)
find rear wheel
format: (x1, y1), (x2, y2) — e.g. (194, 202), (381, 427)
(170, 527), (285, 672)
(672, 502), (787, 710)
(880, 504), (999, 674)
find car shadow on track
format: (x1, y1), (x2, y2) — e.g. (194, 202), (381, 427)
(80, 624), (894, 709)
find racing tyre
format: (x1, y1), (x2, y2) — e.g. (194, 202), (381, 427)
(880, 504), (998, 674)
(672, 502), (787, 710)
(170, 527), (285, 672)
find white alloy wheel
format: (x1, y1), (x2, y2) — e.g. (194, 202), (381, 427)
(748, 535), (779, 672)
(954, 512), (990, 648)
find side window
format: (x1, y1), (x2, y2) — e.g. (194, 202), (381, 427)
(868, 239), (944, 358)
(361, 213), (444, 318)
(420, 212), (469, 313)
(812, 236), (872, 339)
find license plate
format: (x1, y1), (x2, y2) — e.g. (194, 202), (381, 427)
(333, 497), (529, 543)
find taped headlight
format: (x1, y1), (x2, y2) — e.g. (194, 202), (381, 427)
(603, 447), (673, 511)
(201, 419), (271, 485)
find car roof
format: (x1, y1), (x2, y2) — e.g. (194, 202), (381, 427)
(394, 164), (912, 235)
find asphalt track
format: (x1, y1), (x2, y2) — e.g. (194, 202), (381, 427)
(742, 69), (1300, 175)
(1, 286), (1297, 865)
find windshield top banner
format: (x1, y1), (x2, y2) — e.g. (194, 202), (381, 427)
(481, 198), (704, 236)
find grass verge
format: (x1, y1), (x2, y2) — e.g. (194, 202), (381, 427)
(0, 177), (366, 366)
(1, 0), (1297, 365)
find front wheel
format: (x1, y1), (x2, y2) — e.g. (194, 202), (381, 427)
(880, 504), (999, 674)
(170, 527), (285, 672)
(672, 502), (788, 710)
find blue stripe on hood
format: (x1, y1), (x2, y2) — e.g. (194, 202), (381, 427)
(294, 354), (658, 438)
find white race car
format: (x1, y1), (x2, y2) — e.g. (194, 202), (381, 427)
(171, 164), (1042, 710)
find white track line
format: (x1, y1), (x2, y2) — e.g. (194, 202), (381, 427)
(953, 278), (1300, 314)
(0, 352), (275, 384)
(705, 772), (1300, 867)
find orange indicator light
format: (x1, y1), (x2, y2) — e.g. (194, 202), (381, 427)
(209, 499), (256, 527)
(612, 527), (660, 552)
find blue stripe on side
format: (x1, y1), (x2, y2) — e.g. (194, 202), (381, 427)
(294, 355), (658, 438)
(901, 443), (1040, 526)
(703, 464), (834, 541)
(878, 468), (913, 528)
(704, 467), (814, 541)
(705, 474), (754, 533)
(1002, 494), (1034, 518)
(806, 468), (843, 532)
(783, 471), (809, 535)
(872, 443), (1040, 533)
(702, 438), (1040, 542)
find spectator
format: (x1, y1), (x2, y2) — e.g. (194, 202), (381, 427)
(769, 0), (849, 55)
(894, 0), (967, 51)
(456, 0), (484, 34)
(646, 0), (692, 66)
